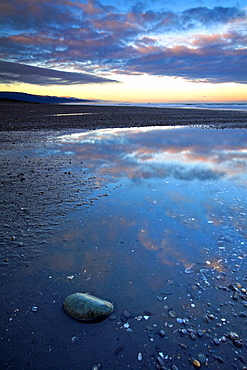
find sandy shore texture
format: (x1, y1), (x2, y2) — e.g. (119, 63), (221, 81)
(1, 102), (247, 131)
(1, 102), (247, 369)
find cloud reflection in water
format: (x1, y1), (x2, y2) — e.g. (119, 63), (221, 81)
(53, 126), (247, 275)
(57, 126), (247, 184)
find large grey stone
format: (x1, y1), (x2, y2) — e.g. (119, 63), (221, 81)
(63, 293), (114, 321)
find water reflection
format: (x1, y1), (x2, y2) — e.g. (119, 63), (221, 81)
(53, 126), (247, 274)
(56, 126), (247, 184)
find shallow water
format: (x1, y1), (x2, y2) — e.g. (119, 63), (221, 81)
(1, 126), (247, 369)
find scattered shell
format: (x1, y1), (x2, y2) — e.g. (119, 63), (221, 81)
(91, 364), (101, 370)
(137, 352), (142, 362)
(31, 306), (38, 312)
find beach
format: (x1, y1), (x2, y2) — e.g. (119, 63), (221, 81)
(1, 102), (247, 131)
(1, 103), (247, 370)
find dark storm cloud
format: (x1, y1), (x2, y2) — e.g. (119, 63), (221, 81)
(0, 61), (119, 85)
(0, 0), (246, 84)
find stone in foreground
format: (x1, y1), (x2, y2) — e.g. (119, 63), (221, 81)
(63, 293), (114, 321)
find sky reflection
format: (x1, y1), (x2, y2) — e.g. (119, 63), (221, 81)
(53, 126), (247, 270)
(56, 126), (247, 184)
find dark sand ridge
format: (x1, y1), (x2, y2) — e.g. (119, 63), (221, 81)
(1, 102), (247, 131)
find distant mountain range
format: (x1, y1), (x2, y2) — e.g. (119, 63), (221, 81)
(0, 91), (95, 104)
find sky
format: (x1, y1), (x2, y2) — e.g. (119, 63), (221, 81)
(0, 0), (246, 103)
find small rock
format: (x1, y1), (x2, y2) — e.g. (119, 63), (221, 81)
(229, 284), (238, 291)
(122, 309), (131, 319)
(63, 293), (113, 321)
(157, 356), (165, 367)
(228, 332), (239, 340)
(197, 329), (204, 337)
(190, 332), (196, 340)
(197, 354), (206, 365)
(31, 306), (38, 312)
(233, 339), (243, 347)
(180, 328), (187, 335)
(108, 313), (117, 320)
(159, 329), (166, 337)
(213, 338), (220, 346)
(191, 359), (201, 367)
(168, 310), (177, 318)
(238, 312), (247, 318)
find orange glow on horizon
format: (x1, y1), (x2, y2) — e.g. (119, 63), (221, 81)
(0, 74), (246, 104)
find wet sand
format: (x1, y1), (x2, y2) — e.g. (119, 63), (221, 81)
(1, 103), (247, 370)
(1, 101), (247, 131)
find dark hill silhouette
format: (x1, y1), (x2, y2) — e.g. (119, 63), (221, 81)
(0, 92), (95, 104)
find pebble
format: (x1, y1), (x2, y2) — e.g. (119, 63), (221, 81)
(122, 309), (131, 319)
(228, 332), (239, 340)
(191, 359), (201, 367)
(168, 310), (177, 318)
(180, 328), (187, 335)
(157, 356), (165, 367)
(108, 313), (117, 320)
(238, 312), (247, 318)
(63, 293), (113, 321)
(159, 329), (166, 337)
(31, 306), (38, 312)
(189, 332), (196, 340)
(197, 329), (204, 337)
(197, 354), (206, 365)
(213, 338), (220, 345)
(233, 339), (243, 347)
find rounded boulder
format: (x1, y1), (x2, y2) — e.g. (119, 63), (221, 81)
(63, 293), (114, 321)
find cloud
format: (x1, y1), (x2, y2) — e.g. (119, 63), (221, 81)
(125, 40), (247, 83)
(0, 60), (120, 85)
(0, 0), (246, 84)
(181, 6), (246, 26)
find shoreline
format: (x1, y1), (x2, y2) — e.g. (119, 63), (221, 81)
(1, 102), (247, 132)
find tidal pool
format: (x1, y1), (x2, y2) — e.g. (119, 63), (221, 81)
(1, 126), (247, 369)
